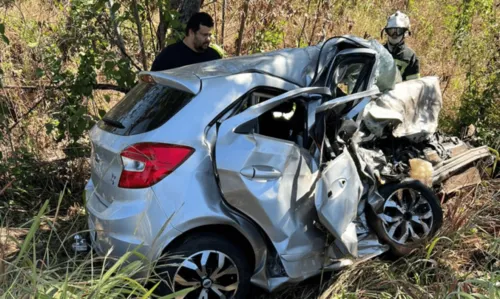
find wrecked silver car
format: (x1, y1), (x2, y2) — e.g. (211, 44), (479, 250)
(85, 35), (491, 298)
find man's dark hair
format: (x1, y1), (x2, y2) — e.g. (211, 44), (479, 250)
(185, 12), (214, 36)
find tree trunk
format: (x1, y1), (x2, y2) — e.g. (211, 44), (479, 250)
(221, 0), (226, 47)
(236, 0), (250, 56)
(144, 0), (157, 52)
(178, 0), (202, 25)
(156, 0), (201, 51)
(156, 2), (167, 51)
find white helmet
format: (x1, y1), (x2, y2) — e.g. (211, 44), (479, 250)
(381, 11), (411, 39)
(385, 11), (411, 29)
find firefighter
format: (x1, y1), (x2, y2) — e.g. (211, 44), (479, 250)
(382, 11), (420, 81)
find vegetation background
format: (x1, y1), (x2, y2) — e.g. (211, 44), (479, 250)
(0, 0), (498, 297)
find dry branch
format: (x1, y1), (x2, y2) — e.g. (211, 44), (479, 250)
(104, 0), (142, 71)
(131, 0), (148, 70)
(236, 0), (250, 56)
(2, 84), (130, 93)
(221, 0), (226, 46)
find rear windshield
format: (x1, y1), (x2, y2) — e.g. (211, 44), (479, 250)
(98, 83), (194, 135)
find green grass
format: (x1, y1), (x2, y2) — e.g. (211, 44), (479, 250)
(0, 186), (188, 299)
(1, 179), (499, 298)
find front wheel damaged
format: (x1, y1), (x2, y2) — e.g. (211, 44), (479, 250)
(366, 180), (443, 257)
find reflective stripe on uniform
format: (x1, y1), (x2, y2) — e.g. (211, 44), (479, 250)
(406, 73), (420, 80)
(394, 59), (409, 75)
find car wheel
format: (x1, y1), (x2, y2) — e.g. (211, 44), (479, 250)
(153, 233), (252, 298)
(367, 180), (443, 257)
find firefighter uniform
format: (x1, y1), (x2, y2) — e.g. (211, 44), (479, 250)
(384, 43), (420, 81)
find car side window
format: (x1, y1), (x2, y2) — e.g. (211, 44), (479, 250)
(217, 90), (284, 125)
(252, 92), (276, 105)
(239, 91), (281, 112)
(333, 62), (365, 96)
(327, 54), (376, 99)
(255, 98), (306, 144)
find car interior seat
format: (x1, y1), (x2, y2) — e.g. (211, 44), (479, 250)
(258, 101), (306, 147)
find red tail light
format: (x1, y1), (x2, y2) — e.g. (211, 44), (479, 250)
(118, 143), (194, 189)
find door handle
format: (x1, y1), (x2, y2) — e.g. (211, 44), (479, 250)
(254, 166), (282, 179)
(240, 166), (282, 180)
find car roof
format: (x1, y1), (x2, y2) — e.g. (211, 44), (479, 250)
(141, 35), (379, 95)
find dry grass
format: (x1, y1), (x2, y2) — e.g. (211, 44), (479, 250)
(0, 0), (491, 161)
(2, 179), (496, 298)
(0, 0), (499, 297)
(259, 179), (500, 299)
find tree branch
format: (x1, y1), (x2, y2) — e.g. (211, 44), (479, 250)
(308, 0), (323, 46)
(202, 0), (217, 7)
(297, 0), (312, 47)
(131, 0), (148, 70)
(104, 0), (143, 72)
(0, 180), (15, 196)
(2, 84), (130, 93)
(94, 84), (131, 93)
(236, 0), (250, 56)
(221, 0), (226, 46)
(5, 84), (130, 131)
(144, 0), (157, 52)
(8, 96), (44, 131)
(156, 2), (167, 52)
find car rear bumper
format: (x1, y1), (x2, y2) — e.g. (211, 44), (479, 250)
(84, 179), (176, 271)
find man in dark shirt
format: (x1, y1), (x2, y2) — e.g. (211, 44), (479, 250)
(382, 11), (420, 81)
(151, 12), (222, 71)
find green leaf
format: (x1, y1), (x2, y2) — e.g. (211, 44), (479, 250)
(2, 35), (9, 45)
(104, 95), (111, 103)
(12, 200), (49, 265)
(28, 42), (38, 48)
(445, 291), (477, 299)
(45, 123), (54, 134)
(158, 287), (197, 299)
(36, 68), (44, 78)
(142, 282), (160, 299)
(426, 236), (453, 260)
(0, 23), (4, 34)
(111, 2), (121, 14)
(98, 109), (106, 118)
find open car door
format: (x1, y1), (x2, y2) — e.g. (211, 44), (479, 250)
(214, 87), (330, 258)
(313, 87), (381, 258)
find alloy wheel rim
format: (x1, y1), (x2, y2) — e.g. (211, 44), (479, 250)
(172, 250), (239, 299)
(380, 188), (434, 245)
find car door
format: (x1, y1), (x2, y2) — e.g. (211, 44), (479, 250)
(311, 48), (380, 259)
(313, 87), (381, 258)
(214, 87), (330, 257)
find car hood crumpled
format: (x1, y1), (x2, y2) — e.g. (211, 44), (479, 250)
(361, 76), (443, 143)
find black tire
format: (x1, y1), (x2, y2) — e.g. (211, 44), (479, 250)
(152, 233), (252, 299)
(366, 180), (443, 257)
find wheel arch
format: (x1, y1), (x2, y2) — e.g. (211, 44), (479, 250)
(161, 224), (258, 269)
